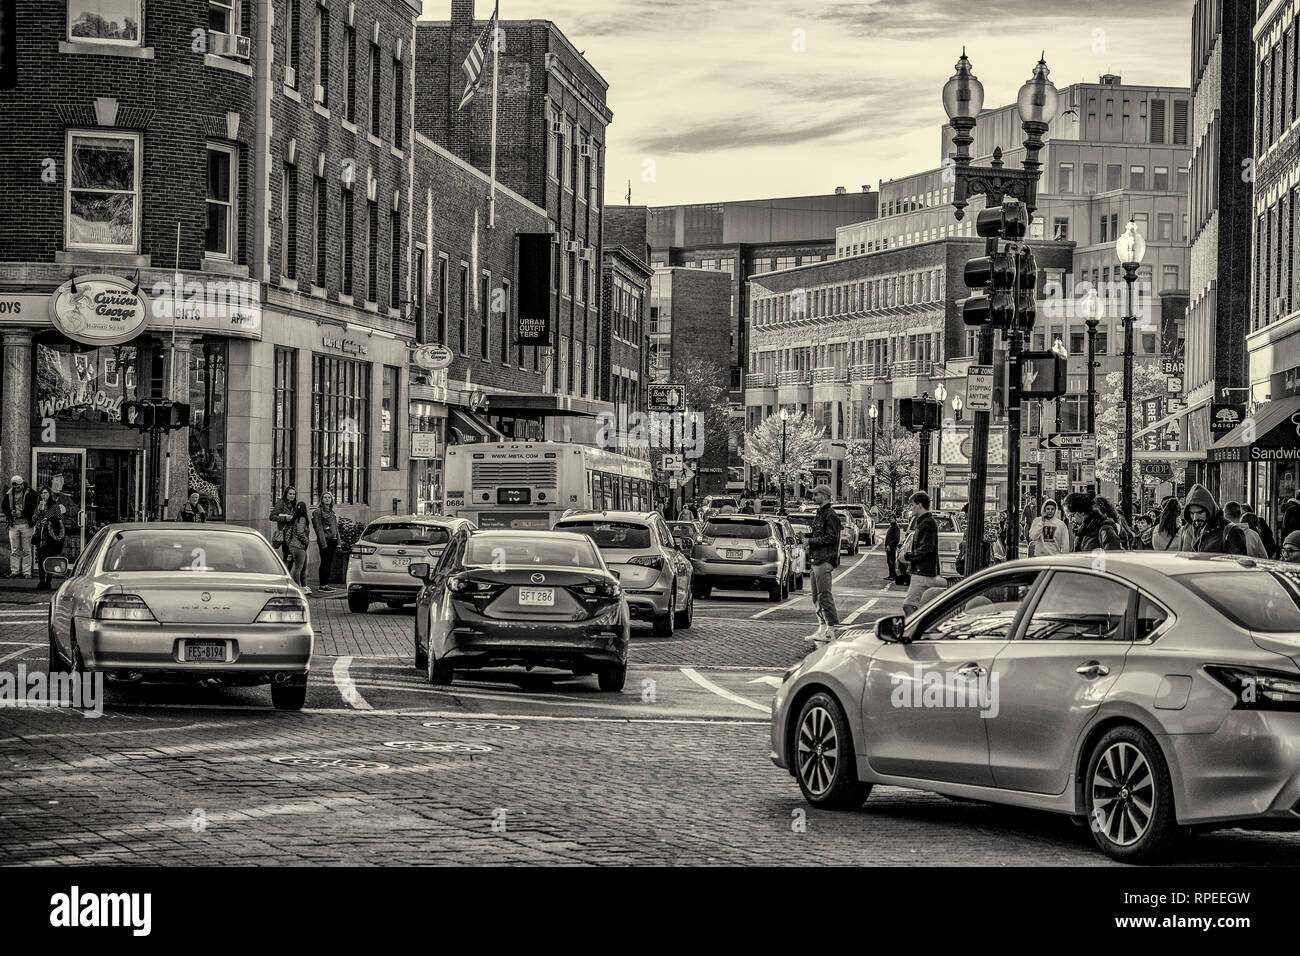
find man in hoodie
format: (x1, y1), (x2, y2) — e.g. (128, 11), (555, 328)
(883, 516), (902, 581)
(1182, 484), (1248, 555)
(1028, 498), (1070, 556)
(1223, 501), (1268, 558)
(1064, 492), (1126, 552)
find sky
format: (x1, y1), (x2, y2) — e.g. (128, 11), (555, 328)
(422, 0), (1197, 207)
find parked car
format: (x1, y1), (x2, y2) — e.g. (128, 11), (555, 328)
(410, 529), (630, 690)
(692, 514), (791, 602)
(771, 552), (1300, 862)
(834, 509), (861, 556)
(894, 512), (962, 582)
(552, 511), (693, 634)
(839, 503), (877, 547)
(347, 515), (476, 613)
(45, 523), (313, 710)
(774, 516), (807, 591)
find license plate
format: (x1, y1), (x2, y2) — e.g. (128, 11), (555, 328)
(385, 556), (412, 568)
(184, 641), (226, 662)
(518, 588), (554, 607)
(725, 549), (745, 559)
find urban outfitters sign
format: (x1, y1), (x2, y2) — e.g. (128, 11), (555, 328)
(47, 274), (151, 346)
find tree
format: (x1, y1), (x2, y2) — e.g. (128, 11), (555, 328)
(741, 411), (823, 493)
(846, 425), (919, 509)
(1093, 360), (1186, 508)
(647, 358), (737, 503)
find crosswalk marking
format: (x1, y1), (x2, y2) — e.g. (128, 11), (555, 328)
(842, 597), (879, 626)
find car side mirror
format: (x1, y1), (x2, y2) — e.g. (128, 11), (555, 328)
(875, 614), (909, 644)
(408, 562), (432, 581)
(43, 556), (69, 578)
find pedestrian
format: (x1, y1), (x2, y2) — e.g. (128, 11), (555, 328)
(1064, 492), (1126, 552)
(740, 499), (755, 515)
(268, 486), (298, 565)
(285, 500), (312, 593)
(1281, 531), (1300, 563)
(179, 491), (207, 522)
(311, 492), (340, 593)
(680, 501), (695, 522)
(2, 475), (37, 579)
(901, 491), (946, 617)
(1223, 500), (1268, 558)
(31, 487), (65, 591)
(883, 516), (902, 581)
(804, 484), (842, 639)
(1182, 484), (1248, 555)
(1028, 498), (1070, 556)
(1152, 496), (1184, 550)
(1280, 499), (1300, 552)
(1240, 503), (1278, 558)
(1095, 495), (1139, 549)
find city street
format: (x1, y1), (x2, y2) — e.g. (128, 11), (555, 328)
(1, 546), (1296, 866)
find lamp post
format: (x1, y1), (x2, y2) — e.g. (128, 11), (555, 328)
(934, 384), (948, 510)
(868, 403), (879, 510)
(944, 50), (1056, 573)
(779, 407), (790, 516)
(1082, 288), (1104, 435)
(1116, 218), (1146, 524)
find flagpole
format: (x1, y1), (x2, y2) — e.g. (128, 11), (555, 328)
(488, 2), (500, 229)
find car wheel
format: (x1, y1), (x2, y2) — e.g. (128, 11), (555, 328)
(414, 631), (428, 671)
(598, 663), (627, 692)
(794, 692), (872, 810)
(347, 591), (369, 614)
(674, 591), (693, 629)
(427, 648), (454, 686)
(48, 624), (67, 674)
(652, 590), (676, 636)
(768, 579), (783, 602)
(1084, 725), (1178, 863)
(271, 679), (308, 711)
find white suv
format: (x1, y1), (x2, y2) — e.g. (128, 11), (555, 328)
(347, 515), (476, 613)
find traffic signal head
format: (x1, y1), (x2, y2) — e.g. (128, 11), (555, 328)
(1017, 350), (1067, 398)
(974, 199), (1029, 240)
(961, 291), (1015, 327)
(122, 400), (152, 430)
(166, 402), (192, 430)
(1014, 244), (1038, 329)
(963, 250), (1018, 327)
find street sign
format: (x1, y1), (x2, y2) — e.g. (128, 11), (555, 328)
(668, 477), (681, 489)
(930, 464), (946, 485)
(1038, 433), (1096, 454)
(966, 365), (993, 411)
(661, 453), (683, 472)
(1166, 377), (1183, 394)
(1161, 359), (1185, 376)
(648, 384), (686, 412)
(1054, 473), (1070, 491)
(1080, 462), (1097, 483)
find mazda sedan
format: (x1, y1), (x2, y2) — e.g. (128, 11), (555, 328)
(410, 528), (630, 691)
(771, 553), (1300, 862)
(45, 523), (313, 710)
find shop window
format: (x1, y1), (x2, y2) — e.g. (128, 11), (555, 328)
(272, 347), (297, 503)
(188, 341), (228, 518)
(66, 130), (141, 252)
(68, 0), (142, 44)
(35, 338), (141, 425)
(311, 354), (370, 505)
(205, 143), (237, 261)
(380, 365), (398, 469)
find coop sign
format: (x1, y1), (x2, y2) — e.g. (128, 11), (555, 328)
(48, 274), (151, 346)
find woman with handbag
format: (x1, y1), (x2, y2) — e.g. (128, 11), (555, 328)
(285, 501), (312, 594)
(32, 486), (66, 591)
(268, 486), (298, 565)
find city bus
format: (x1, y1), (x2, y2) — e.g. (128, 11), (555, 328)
(442, 442), (655, 530)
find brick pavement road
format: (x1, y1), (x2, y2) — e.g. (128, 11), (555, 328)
(0, 546), (1297, 864)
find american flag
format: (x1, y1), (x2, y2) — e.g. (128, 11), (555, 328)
(457, 3), (499, 111)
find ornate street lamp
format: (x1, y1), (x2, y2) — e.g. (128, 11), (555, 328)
(1116, 218), (1146, 523)
(779, 407), (790, 516)
(1082, 287), (1105, 435)
(868, 403), (879, 509)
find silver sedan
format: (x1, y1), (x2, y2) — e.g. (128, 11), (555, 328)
(770, 552), (1300, 862)
(46, 523), (313, 710)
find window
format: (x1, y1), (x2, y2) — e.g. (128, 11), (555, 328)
(313, 175), (326, 283)
(1149, 98), (1166, 143)
(414, 246), (427, 343)
(343, 24), (356, 124)
(313, 3), (329, 105)
(1173, 99), (1188, 144)
(369, 42), (381, 137)
(311, 355), (371, 505)
(1070, 332), (1084, 354)
(281, 163), (297, 279)
(1157, 213), (1174, 241)
(1052, 217), (1069, 241)
(1106, 163), (1122, 191)
(69, 0), (141, 43)
(1142, 331), (1156, 352)
(209, 0), (237, 34)
(1162, 264), (1179, 290)
(1179, 571), (1300, 633)
(479, 271), (490, 359)
(913, 572), (1042, 642)
(392, 55), (403, 142)
(380, 365), (398, 469)
(1083, 163), (1098, 194)
(272, 348), (297, 503)
(1023, 571), (1130, 641)
(437, 254), (449, 344)
(1130, 165), (1146, 190)
(366, 199), (378, 302)
(1153, 165), (1169, 191)
(1096, 331), (1108, 354)
(562, 120), (573, 190)
(204, 143), (236, 260)
(389, 211), (400, 308)
(66, 130), (141, 252)
(1058, 162), (1074, 193)
(340, 190), (354, 295)
(1177, 165), (1189, 195)
(458, 262), (469, 354)
(501, 279), (511, 364)
(1135, 594), (1168, 641)
(548, 112), (561, 180)
(1100, 215), (1109, 243)
(286, 0), (300, 87)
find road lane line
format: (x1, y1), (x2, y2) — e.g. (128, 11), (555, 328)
(842, 597), (879, 626)
(833, 552), (870, 584)
(679, 667), (770, 714)
(751, 593), (805, 619)
(331, 656), (372, 710)
(0, 646), (37, 666)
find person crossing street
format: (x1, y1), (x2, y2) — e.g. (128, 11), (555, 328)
(804, 484), (841, 641)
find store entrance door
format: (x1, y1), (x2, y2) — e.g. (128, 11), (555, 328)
(32, 448), (143, 554)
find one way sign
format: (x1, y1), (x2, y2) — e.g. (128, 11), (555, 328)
(1038, 433), (1098, 456)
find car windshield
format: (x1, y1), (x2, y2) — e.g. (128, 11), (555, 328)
(1177, 570), (1300, 634)
(555, 521), (652, 549)
(704, 520), (771, 539)
(363, 523), (452, 546)
(102, 531), (284, 574)
(464, 534), (602, 569)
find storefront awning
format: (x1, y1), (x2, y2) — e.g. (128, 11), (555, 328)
(1206, 395), (1300, 464)
(482, 393), (608, 419)
(447, 407), (506, 444)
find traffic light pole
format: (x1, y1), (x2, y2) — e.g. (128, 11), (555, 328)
(1006, 327), (1023, 561)
(964, 255), (996, 576)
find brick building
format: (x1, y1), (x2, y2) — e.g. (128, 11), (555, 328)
(600, 205), (651, 415)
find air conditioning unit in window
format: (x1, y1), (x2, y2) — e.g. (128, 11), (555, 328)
(580, 247), (593, 261)
(551, 121), (563, 134)
(565, 241), (580, 253)
(579, 144), (592, 158)
(209, 31), (252, 59)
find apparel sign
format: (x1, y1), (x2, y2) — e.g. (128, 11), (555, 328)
(47, 274), (151, 346)
(516, 233), (552, 346)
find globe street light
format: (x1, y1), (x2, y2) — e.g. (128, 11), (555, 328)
(1116, 218), (1146, 523)
(868, 403), (879, 509)
(1082, 286), (1105, 436)
(779, 407), (790, 516)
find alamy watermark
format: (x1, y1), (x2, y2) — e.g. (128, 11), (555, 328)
(0, 666), (103, 717)
(595, 406), (705, 458)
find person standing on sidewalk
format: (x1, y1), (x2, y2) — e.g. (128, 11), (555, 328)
(1028, 498), (1070, 556)
(179, 491), (207, 522)
(311, 492), (340, 593)
(804, 484), (842, 640)
(902, 492), (946, 617)
(883, 517), (902, 581)
(32, 487), (66, 591)
(2, 476), (37, 579)
(285, 501), (312, 594)
(268, 486), (297, 566)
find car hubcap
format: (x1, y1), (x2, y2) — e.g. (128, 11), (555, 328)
(1091, 742), (1154, 846)
(797, 705), (839, 797)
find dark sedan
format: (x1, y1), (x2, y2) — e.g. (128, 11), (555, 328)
(409, 528), (631, 691)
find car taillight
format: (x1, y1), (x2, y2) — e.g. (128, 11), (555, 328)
(255, 596), (309, 624)
(94, 594), (157, 622)
(580, 581), (621, 597)
(350, 544), (377, 557)
(628, 555), (665, 571)
(447, 575), (469, 592)
(755, 538), (773, 547)
(1205, 665), (1300, 711)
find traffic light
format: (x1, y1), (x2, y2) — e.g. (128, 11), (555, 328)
(899, 397), (942, 432)
(1017, 350), (1067, 398)
(960, 198), (1031, 329)
(974, 199), (1029, 240)
(122, 400), (154, 430)
(166, 402), (192, 430)
(1014, 243), (1038, 330)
